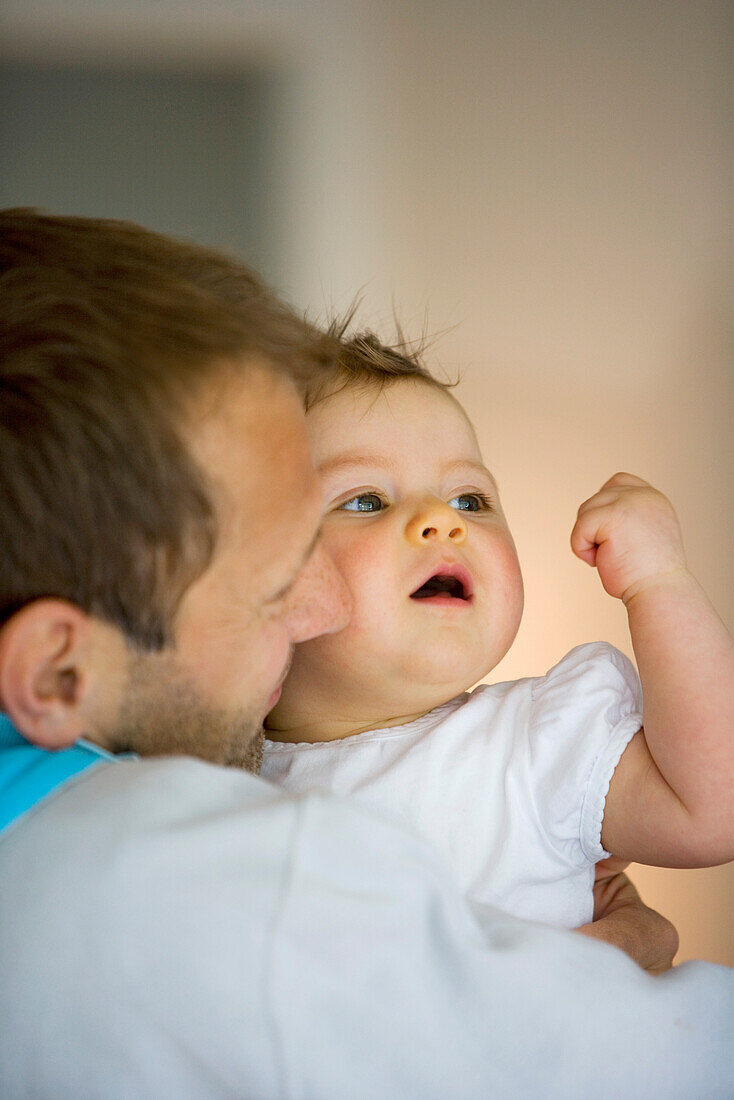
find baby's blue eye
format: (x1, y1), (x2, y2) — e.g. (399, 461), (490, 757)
(340, 493), (385, 513)
(448, 493), (490, 512)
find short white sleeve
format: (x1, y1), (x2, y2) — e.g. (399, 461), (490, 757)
(528, 642), (643, 866)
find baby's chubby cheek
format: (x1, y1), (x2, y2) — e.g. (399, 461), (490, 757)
(491, 540), (524, 641)
(322, 531), (401, 637)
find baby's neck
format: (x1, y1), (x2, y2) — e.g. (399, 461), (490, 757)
(265, 705), (436, 745)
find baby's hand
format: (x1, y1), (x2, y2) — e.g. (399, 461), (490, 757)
(571, 473), (687, 604)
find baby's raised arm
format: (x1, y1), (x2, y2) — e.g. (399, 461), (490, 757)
(571, 473), (734, 867)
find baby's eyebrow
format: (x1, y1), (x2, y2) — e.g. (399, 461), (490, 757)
(317, 452), (396, 476)
(441, 459), (497, 485)
(318, 453), (497, 489)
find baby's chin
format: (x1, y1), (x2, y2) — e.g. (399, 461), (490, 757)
(264, 693), (289, 734)
(264, 680), (317, 738)
(265, 666), (485, 742)
(264, 624), (511, 739)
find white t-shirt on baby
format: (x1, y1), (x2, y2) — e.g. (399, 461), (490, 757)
(262, 642), (643, 928)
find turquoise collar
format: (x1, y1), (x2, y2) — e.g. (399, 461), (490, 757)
(0, 713), (123, 839)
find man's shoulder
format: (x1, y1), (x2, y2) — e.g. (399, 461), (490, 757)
(2, 753), (284, 832)
(0, 751), (440, 884)
(2, 753), (733, 1099)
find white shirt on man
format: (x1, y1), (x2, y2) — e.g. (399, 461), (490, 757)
(1, 736), (732, 1098)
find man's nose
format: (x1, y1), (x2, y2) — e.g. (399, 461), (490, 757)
(404, 497), (468, 546)
(285, 542), (352, 644)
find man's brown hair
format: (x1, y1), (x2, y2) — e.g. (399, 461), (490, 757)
(0, 209), (335, 649)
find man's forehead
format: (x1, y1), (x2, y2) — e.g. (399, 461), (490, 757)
(189, 365), (317, 530)
(189, 367), (304, 469)
(187, 360), (297, 439)
(179, 364), (323, 612)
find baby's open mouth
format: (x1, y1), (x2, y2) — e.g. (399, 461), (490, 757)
(410, 565), (473, 602)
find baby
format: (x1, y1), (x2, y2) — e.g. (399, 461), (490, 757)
(263, 334), (734, 929)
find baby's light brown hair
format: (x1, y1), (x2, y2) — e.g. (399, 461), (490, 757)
(304, 322), (457, 411)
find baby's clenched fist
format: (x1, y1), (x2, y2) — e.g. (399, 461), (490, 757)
(570, 472), (687, 604)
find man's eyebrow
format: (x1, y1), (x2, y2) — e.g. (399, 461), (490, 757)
(265, 524), (323, 605)
(316, 453), (396, 476)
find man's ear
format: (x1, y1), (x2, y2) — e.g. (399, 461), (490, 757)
(0, 600), (95, 748)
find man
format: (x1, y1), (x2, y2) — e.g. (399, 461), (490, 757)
(0, 210), (731, 1098)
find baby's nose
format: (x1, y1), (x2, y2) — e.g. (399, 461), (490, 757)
(404, 498), (468, 546)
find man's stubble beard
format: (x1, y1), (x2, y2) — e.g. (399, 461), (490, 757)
(108, 649), (265, 773)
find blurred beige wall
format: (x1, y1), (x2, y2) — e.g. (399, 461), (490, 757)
(4, 0), (732, 963)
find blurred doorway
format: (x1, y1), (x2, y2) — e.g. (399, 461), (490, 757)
(0, 58), (276, 271)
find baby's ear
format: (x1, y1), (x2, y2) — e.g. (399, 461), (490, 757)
(0, 600), (94, 748)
